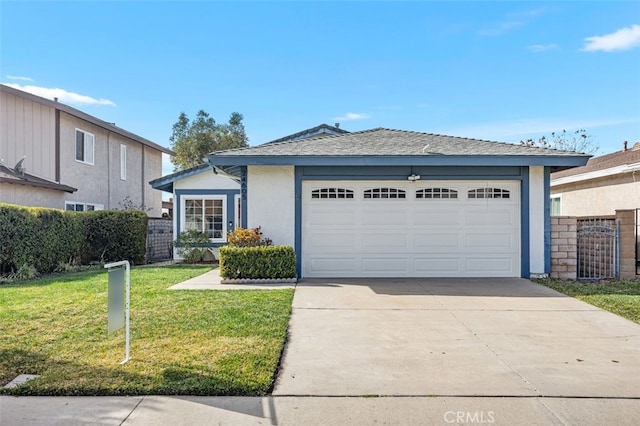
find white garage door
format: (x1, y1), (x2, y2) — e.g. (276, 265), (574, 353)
(302, 180), (520, 278)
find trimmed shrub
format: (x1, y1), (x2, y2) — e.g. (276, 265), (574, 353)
(0, 204), (148, 277)
(174, 230), (210, 263)
(227, 227), (272, 247)
(219, 245), (296, 279)
(0, 204), (84, 274)
(81, 210), (148, 264)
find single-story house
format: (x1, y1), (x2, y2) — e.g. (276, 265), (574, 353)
(206, 128), (589, 279)
(149, 123), (347, 259)
(551, 141), (640, 216)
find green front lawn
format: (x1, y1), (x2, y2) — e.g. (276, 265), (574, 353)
(0, 266), (294, 395)
(537, 279), (640, 324)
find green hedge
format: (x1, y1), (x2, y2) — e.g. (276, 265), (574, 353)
(81, 210), (148, 264)
(0, 204), (84, 274)
(0, 203), (148, 276)
(219, 245), (297, 279)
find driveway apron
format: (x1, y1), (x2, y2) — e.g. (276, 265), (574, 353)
(272, 278), (640, 397)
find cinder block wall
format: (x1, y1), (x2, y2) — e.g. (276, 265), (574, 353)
(550, 216), (577, 280)
(616, 209), (637, 280)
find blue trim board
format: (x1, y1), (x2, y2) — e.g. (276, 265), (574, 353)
(544, 167), (551, 274)
(174, 189), (240, 247)
(295, 167), (303, 278)
(241, 167), (248, 228)
(293, 165), (533, 278)
(520, 168), (530, 279)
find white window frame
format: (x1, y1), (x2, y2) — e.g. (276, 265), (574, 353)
(180, 195), (227, 243)
(120, 144), (127, 181)
(65, 202), (104, 212)
(234, 194), (242, 229)
(551, 195), (562, 216)
(75, 129), (95, 165)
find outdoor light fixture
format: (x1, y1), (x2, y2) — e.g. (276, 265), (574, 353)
(407, 173), (421, 181)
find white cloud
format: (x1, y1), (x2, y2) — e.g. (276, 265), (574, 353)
(582, 24), (640, 52)
(527, 43), (558, 52)
(333, 112), (371, 121)
(2, 83), (116, 106)
(6, 75), (34, 82)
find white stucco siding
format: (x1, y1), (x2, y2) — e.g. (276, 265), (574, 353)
(174, 169), (239, 191)
(247, 165), (295, 246)
(529, 166), (545, 276)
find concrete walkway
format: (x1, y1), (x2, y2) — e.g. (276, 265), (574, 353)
(169, 268), (296, 290)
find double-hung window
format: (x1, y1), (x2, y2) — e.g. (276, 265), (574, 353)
(182, 196), (226, 242)
(75, 129), (95, 165)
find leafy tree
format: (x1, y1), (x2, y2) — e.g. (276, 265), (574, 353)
(520, 129), (598, 154)
(169, 110), (249, 171)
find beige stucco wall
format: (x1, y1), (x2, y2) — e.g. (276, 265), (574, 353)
(0, 183), (65, 209)
(59, 112), (163, 214)
(0, 91), (56, 180)
(551, 173), (640, 216)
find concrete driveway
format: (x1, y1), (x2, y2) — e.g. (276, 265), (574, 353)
(273, 278), (640, 397)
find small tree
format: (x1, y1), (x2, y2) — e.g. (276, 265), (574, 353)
(169, 110), (249, 171)
(520, 129), (598, 154)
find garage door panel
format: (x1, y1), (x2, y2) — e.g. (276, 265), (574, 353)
(465, 210), (516, 226)
(465, 232), (516, 250)
(308, 210), (356, 226)
(414, 258), (461, 273)
(362, 258), (408, 273)
(308, 232), (357, 249)
(413, 210), (461, 226)
(466, 258), (514, 274)
(362, 233), (409, 250)
(308, 258), (358, 274)
(302, 180), (520, 278)
(360, 209), (409, 226)
(413, 233), (460, 250)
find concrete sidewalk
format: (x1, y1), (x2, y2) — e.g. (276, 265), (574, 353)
(2, 395), (639, 425)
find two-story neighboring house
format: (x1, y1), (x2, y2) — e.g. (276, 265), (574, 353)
(0, 84), (173, 215)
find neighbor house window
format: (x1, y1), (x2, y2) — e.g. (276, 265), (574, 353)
(120, 144), (127, 180)
(65, 202), (104, 211)
(183, 197), (225, 241)
(363, 188), (406, 199)
(75, 129), (95, 165)
(312, 188), (354, 199)
(551, 196), (562, 216)
(468, 188), (510, 199)
(416, 188), (458, 199)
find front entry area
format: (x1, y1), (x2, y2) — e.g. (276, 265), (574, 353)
(302, 180), (521, 278)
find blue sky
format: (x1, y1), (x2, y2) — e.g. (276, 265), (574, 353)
(2, 1), (639, 176)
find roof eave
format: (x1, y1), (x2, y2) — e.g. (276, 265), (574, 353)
(206, 154), (590, 169)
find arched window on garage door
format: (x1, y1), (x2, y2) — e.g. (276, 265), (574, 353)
(416, 188), (458, 199)
(468, 188), (510, 199)
(363, 188), (406, 199)
(311, 188), (354, 199)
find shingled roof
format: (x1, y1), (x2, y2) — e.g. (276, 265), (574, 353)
(552, 142), (640, 179)
(211, 128), (589, 158)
